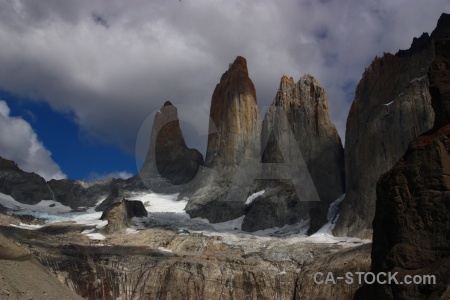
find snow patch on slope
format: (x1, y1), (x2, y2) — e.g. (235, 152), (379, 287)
(0, 193), (72, 213)
(310, 194), (345, 239)
(131, 192), (187, 213)
(245, 190), (265, 205)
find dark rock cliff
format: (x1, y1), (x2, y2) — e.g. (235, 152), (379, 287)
(334, 27), (436, 237)
(356, 13), (450, 299)
(0, 156), (53, 204)
(0, 156), (119, 209)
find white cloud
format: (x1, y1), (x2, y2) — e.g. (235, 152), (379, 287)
(0, 0), (448, 155)
(0, 100), (67, 180)
(85, 171), (133, 181)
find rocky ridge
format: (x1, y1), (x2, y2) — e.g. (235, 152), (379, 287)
(0, 222), (371, 300)
(334, 25), (436, 237)
(0, 156), (54, 205)
(0, 156), (119, 209)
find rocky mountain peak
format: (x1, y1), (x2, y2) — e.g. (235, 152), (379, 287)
(221, 56), (251, 80)
(273, 74), (327, 115)
(334, 13), (445, 237)
(357, 20), (450, 298)
(395, 33), (431, 57)
(138, 101), (204, 189)
(0, 157), (20, 172)
(184, 56), (261, 222)
(280, 74), (295, 86)
(242, 74), (345, 233)
(206, 56), (260, 167)
(431, 12), (450, 39)
(273, 75), (298, 107)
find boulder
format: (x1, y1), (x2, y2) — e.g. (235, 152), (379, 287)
(100, 199), (148, 234)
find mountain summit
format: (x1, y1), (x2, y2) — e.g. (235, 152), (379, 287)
(184, 56), (261, 222)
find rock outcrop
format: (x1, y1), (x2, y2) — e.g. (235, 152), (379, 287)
(184, 56), (261, 222)
(137, 101), (204, 193)
(95, 185), (124, 212)
(0, 233), (83, 300)
(363, 127), (450, 299)
(356, 13), (450, 299)
(0, 156), (118, 209)
(100, 199), (147, 234)
(334, 25), (436, 237)
(296, 244), (371, 300)
(48, 178), (117, 209)
(0, 156), (53, 204)
(0, 222), (370, 300)
(242, 75), (345, 233)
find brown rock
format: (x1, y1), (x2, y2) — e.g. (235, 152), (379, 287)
(357, 14), (450, 299)
(334, 29), (435, 237)
(296, 244), (371, 300)
(100, 199), (147, 234)
(137, 101), (204, 192)
(359, 126), (450, 299)
(242, 74), (345, 233)
(0, 157), (20, 171)
(205, 56), (260, 166)
(8, 224), (370, 300)
(184, 56), (261, 222)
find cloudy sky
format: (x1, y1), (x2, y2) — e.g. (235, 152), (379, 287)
(0, 0), (448, 180)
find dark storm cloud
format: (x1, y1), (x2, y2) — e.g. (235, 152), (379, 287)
(0, 0), (448, 167)
(92, 12), (109, 28)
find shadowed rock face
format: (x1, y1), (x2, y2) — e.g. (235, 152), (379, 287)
(0, 156), (53, 204)
(0, 156), (119, 209)
(334, 28), (436, 237)
(242, 75), (345, 233)
(0, 157), (20, 172)
(429, 15), (450, 130)
(356, 14), (450, 299)
(136, 101), (204, 193)
(362, 127), (450, 300)
(48, 178), (117, 209)
(184, 56), (261, 223)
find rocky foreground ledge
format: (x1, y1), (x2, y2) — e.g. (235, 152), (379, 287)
(0, 214), (370, 300)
